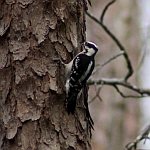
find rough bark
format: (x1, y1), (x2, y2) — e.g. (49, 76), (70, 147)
(0, 0), (91, 150)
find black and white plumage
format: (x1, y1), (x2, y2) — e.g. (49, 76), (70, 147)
(65, 41), (98, 114)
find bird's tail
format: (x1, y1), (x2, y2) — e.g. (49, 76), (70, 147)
(66, 92), (78, 114)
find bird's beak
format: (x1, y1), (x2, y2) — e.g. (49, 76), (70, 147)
(81, 43), (84, 49)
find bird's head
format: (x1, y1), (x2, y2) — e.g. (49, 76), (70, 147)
(83, 41), (98, 56)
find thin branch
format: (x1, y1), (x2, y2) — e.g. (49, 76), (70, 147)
(114, 85), (145, 98)
(93, 51), (124, 74)
(94, 83), (103, 102)
(86, 1), (150, 99)
(88, 78), (150, 97)
(86, 11), (125, 48)
(86, 1), (133, 81)
(100, 0), (116, 23)
(125, 125), (150, 150)
(89, 84), (103, 103)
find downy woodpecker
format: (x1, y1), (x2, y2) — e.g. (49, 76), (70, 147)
(65, 41), (98, 114)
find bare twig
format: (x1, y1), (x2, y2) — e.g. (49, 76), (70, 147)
(100, 0), (116, 23)
(89, 84), (103, 103)
(86, 11), (133, 81)
(86, 0), (133, 81)
(88, 78), (150, 97)
(114, 85), (145, 98)
(93, 51), (124, 74)
(85, 1), (150, 99)
(86, 11), (124, 49)
(125, 125), (150, 150)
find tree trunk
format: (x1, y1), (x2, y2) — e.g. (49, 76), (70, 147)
(0, 1), (92, 150)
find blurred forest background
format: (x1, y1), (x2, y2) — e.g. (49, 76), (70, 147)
(86, 0), (150, 149)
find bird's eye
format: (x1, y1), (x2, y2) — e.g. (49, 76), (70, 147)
(85, 42), (91, 48)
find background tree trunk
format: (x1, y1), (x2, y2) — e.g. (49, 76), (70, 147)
(0, 1), (92, 150)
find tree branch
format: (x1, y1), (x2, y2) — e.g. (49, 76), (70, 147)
(93, 51), (124, 74)
(89, 84), (103, 103)
(124, 125), (150, 150)
(86, 0), (150, 99)
(86, 1), (150, 149)
(100, 0), (116, 23)
(86, 10), (133, 81)
(114, 85), (145, 98)
(88, 78), (150, 97)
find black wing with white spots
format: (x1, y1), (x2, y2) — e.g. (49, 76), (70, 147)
(69, 54), (94, 93)
(66, 54), (95, 114)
